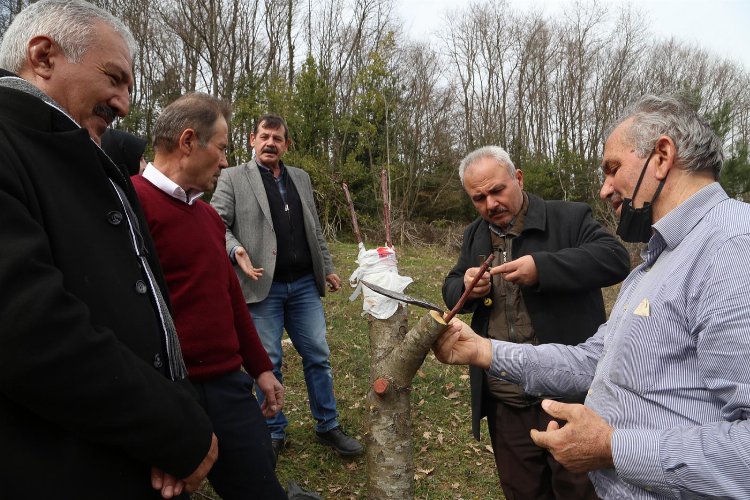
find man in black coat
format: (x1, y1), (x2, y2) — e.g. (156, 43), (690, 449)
(0, 1), (216, 498)
(101, 128), (148, 176)
(443, 145), (630, 500)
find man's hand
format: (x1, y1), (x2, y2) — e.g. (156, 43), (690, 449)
(432, 318), (493, 369)
(235, 246), (263, 280)
(530, 400), (614, 473)
(150, 468), (184, 499)
(492, 255), (538, 286)
(463, 267), (491, 299)
(182, 433), (219, 492)
(326, 273), (341, 292)
(256, 370), (284, 417)
(150, 433), (218, 498)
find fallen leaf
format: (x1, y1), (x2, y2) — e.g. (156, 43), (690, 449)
(485, 445), (494, 453)
(444, 391), (461, 399)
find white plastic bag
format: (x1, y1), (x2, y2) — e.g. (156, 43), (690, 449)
(348, 243), (413, 319)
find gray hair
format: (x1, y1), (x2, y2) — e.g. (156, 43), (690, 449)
(0, 0), (136, 73)
(458, 145), (516, 185)
(153, 93), (232, 153)
(606, 94), (723, 179)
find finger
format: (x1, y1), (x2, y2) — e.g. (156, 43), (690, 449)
(172, 482), (184, 496)
(161, 485), (174, 499)
(540, 399), (572, 420)
(546, 420), (561, 432)
(529, 428), (550, 449)
(500, 271), (517, 283)
(161, 473), (181, 499)
(446, 318), (464, 331)
(434, 330), (460, 360)
(489, 264), (507, 275)
(151, 468), (164, 490)
(265, 392), (278, 411)
(436, 325), (460, 347)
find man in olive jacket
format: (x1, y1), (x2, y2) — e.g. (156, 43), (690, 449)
(0, 1), (215, 498)
(443, 145), (630, 500)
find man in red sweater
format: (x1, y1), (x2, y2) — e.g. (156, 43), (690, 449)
(132, 93), (287, 499)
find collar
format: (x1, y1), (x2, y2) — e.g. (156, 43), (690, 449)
(0, 72), (80, 129)
(489, 191), (543, 236)
(142, 163), (204, 205)
(255, 158), (286, 178)
(652, 182), (728, 251)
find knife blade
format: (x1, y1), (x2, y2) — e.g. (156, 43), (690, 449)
(360, 280), (444, 313)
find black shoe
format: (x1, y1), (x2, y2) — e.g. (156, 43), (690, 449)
(315, 426), (363, 456)
(287, 481), (323, 499)
(271, 438), (285, 463)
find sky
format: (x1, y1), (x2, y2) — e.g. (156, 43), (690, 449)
(396, 0), (750, 71)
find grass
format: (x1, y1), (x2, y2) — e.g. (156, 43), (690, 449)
(197, 240), (624, 499)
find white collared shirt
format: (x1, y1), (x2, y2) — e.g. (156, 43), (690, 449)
(142, 163), (203, 205)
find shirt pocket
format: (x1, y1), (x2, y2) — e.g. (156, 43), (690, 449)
(607, 303), (691, 394)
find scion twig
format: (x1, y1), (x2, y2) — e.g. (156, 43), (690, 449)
(444, 254), (494, 323)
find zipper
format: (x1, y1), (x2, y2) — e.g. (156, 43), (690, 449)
(504, 236), (518, 343)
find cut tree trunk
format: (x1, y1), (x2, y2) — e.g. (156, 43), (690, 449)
(365, 307), (449, 499)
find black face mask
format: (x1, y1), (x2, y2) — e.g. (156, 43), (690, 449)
(615, 150), (667, 243)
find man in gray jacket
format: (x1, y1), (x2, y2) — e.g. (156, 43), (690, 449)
(211, 114), (362, 461)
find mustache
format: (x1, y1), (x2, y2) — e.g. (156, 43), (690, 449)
(488, 206), (508, 217)
(261, 146), (278, 154)
(609, 192), (624, 205)
(93, 104), (116, 125)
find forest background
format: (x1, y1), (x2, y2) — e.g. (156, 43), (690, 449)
(2, 0), (749, 242)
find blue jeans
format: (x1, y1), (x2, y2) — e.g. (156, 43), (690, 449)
(248, 274), (339, 439)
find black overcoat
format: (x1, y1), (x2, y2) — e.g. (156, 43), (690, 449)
(443, 193), (630, 439)
(0, 73), (212, 498)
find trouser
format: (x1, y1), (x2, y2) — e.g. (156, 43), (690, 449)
(485, 397), (598, 500)
(193, 370), (287, 500)
(248, 274), (340, 439)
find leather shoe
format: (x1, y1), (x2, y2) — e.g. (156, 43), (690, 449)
(271, 437), (285, 463)
(315, 426), (363, 456)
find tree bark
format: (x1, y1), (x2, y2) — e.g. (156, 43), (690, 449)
(365, 308), (448, 499)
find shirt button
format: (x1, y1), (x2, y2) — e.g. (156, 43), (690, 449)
(272, 249), (277, 255)
(135, 280), (148, 294)
(153, 353), (163, 368)
(500, 371), (507, 377)
(107, 211), (123, 225)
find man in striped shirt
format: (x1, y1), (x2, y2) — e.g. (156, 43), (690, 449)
(433, 93), (750, 499)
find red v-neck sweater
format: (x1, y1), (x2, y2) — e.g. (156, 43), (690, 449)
(133, 176), (272, 382)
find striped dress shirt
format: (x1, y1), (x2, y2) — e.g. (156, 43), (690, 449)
(489, 182), (750, 499)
